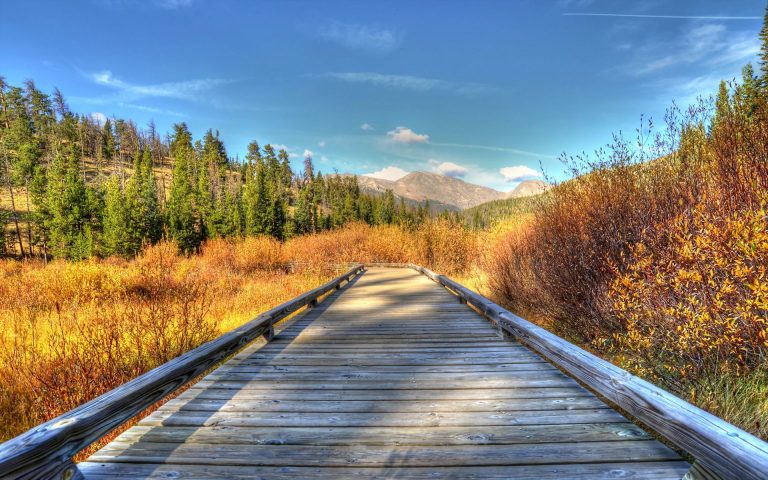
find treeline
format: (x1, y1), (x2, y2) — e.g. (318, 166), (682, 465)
(0, 79), (432, 259)
(462, 195), (541, 230)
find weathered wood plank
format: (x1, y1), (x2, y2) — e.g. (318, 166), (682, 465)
(191, 377), (580, 390)
(89, 441), (681, 467)
(112, 422), (652, 445)
(216, 363), (548, 374)
(159, 396), (607, 414)
(78, 461), (692, 480)
(178, 387), (595, 401)
(200, 370), (568, 383)
(140, 409), (625, 428)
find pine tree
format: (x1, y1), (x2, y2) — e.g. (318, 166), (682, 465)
(166, 123), (202, 253)
(101, 176), (128, 256)
(44, 152), (94, 260)
(377, 190), (396, 224)
(243, 141), (270, 236)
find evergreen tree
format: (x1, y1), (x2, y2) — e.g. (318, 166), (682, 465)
(377, 190), (396, 224)
(166, 123), (202, 253)
(243, 141), (270, 235)
(43, 152), (94, 260)
(101, 176), (128, 256)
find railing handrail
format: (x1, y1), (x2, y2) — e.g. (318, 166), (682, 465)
(0, 264), (364, 480)
(375, 262), (768, 480)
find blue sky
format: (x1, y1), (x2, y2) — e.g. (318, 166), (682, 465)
(2, 0), (764, 191)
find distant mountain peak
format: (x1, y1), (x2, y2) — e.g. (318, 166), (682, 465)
(354, 171), (547, 210)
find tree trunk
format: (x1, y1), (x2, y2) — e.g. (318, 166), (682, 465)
(3, 154), (25, 257)
(25, 178), (33, 256)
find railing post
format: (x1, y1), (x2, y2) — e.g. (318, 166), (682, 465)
(262, 326), (275, 342)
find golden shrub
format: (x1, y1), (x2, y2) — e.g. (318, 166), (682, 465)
(607, 201), (768, 383)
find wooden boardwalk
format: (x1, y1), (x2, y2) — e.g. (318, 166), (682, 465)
(79, 267), (689, 479)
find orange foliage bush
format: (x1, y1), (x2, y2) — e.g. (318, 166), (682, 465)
(607, 202), (768, 384)
(0, 241), (326, 441)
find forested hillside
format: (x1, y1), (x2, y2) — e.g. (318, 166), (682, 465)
(0, 80), (435, 260)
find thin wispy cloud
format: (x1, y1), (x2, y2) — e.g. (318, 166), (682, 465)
(317, 72), (494, 95)
(564, 13), (762, 21)
(431, 142), (556, 159)
(626, 24), (759, 76)
(118, 102), (185, 117)
(86, 70), (230, 101)
(95, 0), (196, 9)
(361, 123), (375, 131)
(319, 22), (402, 53)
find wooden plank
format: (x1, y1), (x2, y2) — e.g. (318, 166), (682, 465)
(216, 363), (548, 374)
(110, 422), (653, 445)
(88, 441), (681, 467)
(407, 264), (768, 479)
(159, 396), (608, 413)
(78, 461), (692, 480)
(178, 387), (595, 401)
(141, 409), (625, 428)
(191, 377), (580, 390)
(200, 370), (567, 383)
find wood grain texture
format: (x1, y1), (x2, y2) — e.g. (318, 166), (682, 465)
(0, 265), (364, 480)
(77, 267), (686, 479)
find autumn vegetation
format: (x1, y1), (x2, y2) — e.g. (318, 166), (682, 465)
(0, 220), (476, 442)
(486, 46), (768, 437)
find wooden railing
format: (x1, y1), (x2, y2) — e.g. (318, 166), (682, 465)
(372, 263), (768, 480)
(0, 264), (364, 480)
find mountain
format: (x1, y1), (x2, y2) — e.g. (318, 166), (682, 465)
(504, 179), (549, 199)
(354, 172), (547, 211)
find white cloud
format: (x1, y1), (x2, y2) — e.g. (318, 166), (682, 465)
(319, 22), (402, 53)
(361, 123), (375, 131)
(89, 112), (107, 125)
(318, 140), (326, 147)
(365, 166), (409, 181)
(500, 165), (543, 182)
(268, 143), (289, 151)
(86, 70), (229, 101)
(303, 149), (314, 158)
(387, 126), (429, 144)
(319, 72), (493, 95)
(430, 160), (467, 178)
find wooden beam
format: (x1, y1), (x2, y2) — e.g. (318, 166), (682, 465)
(0, 265), (363, 480)
(400, 263), (768, 480)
